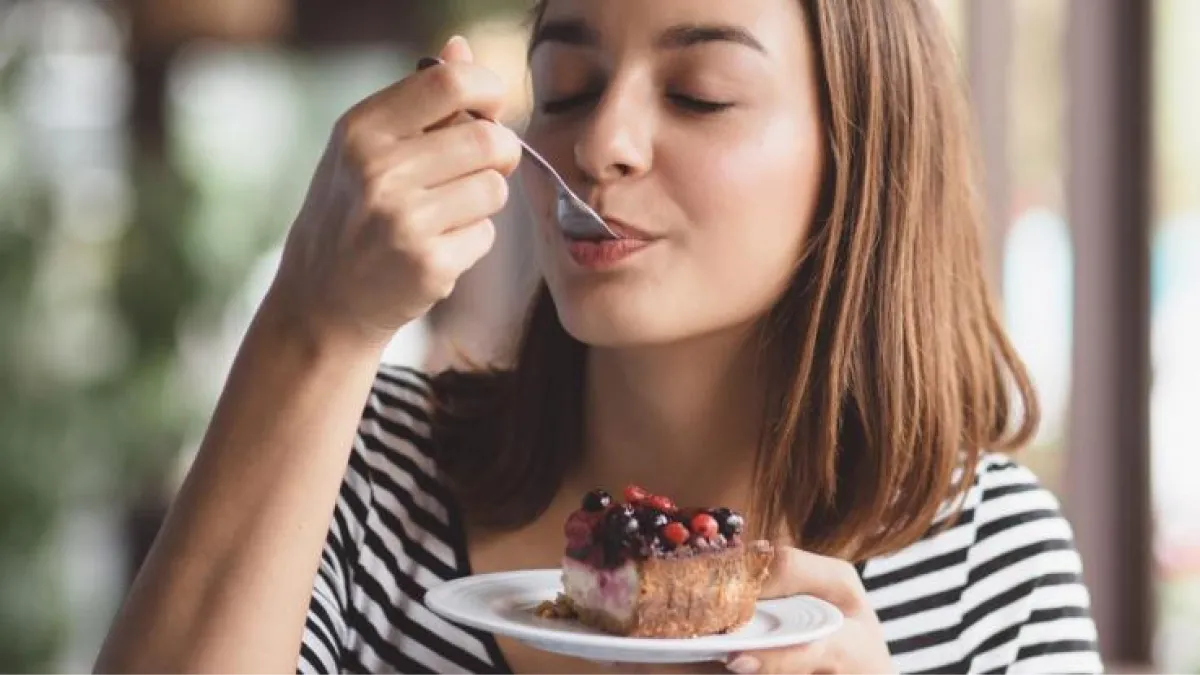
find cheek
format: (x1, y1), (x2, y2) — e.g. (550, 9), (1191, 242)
(674, 117), (823, 287)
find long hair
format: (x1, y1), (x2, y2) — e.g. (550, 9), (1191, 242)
(432, 0), (1038, 561)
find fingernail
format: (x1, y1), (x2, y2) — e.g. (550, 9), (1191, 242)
(724, 655), (762, 674)
(445, 34), (474, 60)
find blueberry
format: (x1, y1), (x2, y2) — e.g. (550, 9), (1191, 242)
(712, 508), (745, 537)
(636, 507), (670, 534)
(599, 509), (637, 567)
(582, 489), (613, 512)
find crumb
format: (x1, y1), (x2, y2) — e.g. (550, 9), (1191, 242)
(534, 593), (578, 620)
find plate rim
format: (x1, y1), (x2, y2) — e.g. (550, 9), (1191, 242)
(423, 568), (844, 655)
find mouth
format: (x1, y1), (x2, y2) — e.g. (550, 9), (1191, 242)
(561, 219), (657, 270)
(599, 218), (653, 241)
(562, 217), (654, 243)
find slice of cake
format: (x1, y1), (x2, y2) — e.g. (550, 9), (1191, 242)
(544, 485), (773, 638)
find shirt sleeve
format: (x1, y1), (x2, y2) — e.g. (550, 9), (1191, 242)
(963, 461), (1104, 674)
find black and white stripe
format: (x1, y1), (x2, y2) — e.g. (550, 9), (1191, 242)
(299, 366), (1102, 674)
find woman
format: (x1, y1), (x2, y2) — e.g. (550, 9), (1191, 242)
(95, 1), (1102, 673)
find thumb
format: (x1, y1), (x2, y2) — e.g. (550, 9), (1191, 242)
(441, 35), (474, 63)
(759, 546), (866, 613)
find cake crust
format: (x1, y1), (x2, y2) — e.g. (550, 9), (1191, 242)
(621, 541), (774, 638)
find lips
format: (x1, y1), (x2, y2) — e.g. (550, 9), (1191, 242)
(564, 237), (654, 269)
(555, 207), (658, 269)
(600, 218), (653, 241)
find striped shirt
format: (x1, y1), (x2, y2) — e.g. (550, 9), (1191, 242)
(298, 366), (1103, 674)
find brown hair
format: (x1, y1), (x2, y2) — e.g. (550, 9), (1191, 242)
(432, 0), (1038, 562)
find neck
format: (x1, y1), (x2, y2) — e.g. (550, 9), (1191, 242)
(575, 324), (770, 510)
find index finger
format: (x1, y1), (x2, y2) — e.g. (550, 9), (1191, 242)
(759, 545), (867, 613)
(350, 61), (509, 140)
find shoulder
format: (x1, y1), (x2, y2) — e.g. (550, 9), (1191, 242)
(862, 453), (1076, 589)
(304, 367), (505, 673)
(344, 365), (460, 543)
(861, 454), (1101, 673)
(350, 364), (504, 514)
(951, 454), (1086, 596)
(956, 453), (1076, 559)
(357, 364), (438, 474)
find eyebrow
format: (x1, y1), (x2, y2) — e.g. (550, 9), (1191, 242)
(529, 19), (767, 55)
(657, 23), (766, 53)
(529, 18), (598, 53)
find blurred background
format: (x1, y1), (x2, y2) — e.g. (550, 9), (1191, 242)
(0, 0), (1195, 671)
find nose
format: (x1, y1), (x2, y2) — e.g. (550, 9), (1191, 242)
(572, 82), (653, 185)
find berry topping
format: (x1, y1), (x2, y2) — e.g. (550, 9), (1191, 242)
(604, 505), (640, 541)
(646, 495), (676, 513)
(582, 489), (613, 512)
(690, 513), (719, 539)
(623, 485), (649, 504)
(564, 513), (594, 548)
(712, 508), (745, 537)
(661, 522), (690, 547)
(636, 507), (670, 534)
(567, 486), (747, 564)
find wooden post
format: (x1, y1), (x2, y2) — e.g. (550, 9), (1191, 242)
(1064, 0), (1155, 666)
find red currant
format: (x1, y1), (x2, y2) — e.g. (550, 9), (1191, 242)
(662, 522), (689, 546)
(624, 485), (649, 504)
(690, 513), (719, 539)
(646, 495), (676, 513)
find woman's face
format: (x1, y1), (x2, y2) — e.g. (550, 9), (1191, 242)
(523, 0), (825, 348)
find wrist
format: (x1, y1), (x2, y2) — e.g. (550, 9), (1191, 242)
(250, 290), (389, 369)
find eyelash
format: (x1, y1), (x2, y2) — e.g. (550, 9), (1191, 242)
(539, 92), (734, 116)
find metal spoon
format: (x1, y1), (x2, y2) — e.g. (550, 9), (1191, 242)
(417, 57), (621, 241)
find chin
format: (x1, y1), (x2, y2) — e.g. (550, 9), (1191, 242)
(549, 283), (688, 348)
(550, 283), (748, 351)
(555, 301), (667, 348)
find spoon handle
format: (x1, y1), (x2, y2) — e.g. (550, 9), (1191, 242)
(416, 58), (559, 180)
(414, 57), (621, 241)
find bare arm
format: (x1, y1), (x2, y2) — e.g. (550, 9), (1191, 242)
(94, 306), (382, 673)
(93, 38), (521, 673)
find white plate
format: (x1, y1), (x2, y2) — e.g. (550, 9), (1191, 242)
(424, 569), (844, 664)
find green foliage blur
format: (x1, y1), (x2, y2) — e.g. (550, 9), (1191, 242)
(0, 1), (529, 670)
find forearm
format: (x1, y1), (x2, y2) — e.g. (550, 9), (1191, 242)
(95, 302), (384, 673)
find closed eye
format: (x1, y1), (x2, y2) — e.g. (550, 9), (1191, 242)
(540, 92), (734, 116)
(540, 91), (601, 115)
(668, 94), (735, 114)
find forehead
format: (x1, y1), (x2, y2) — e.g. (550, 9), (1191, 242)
(536, 0), (811, 57)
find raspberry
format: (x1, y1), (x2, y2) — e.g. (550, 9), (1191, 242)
(662, 522), (689, 546)
(624, 485), (649, 504)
